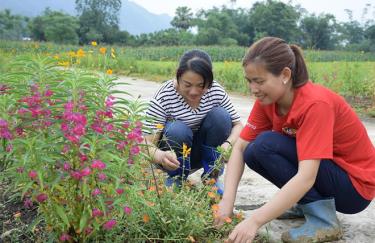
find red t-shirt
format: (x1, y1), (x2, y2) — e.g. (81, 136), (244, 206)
(240, 81), (375, 200)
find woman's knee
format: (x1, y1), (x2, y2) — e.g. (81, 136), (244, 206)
(164, 121), (193, 146)
(202, 107), (232, 136)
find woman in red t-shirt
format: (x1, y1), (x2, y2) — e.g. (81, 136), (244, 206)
(214, 37), (375, 243)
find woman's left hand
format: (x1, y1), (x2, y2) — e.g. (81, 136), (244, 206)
(225, 218), (259, 243)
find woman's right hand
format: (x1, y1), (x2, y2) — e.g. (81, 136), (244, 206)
(214, 198), (234, 228)
(156, 150), (180, 171)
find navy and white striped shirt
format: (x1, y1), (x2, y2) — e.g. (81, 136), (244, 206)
(144, 80), (241, 134)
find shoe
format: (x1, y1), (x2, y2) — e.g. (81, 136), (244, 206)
(277, 204), (304, 219)
(201, 144), (225, 195)
(281, 198), (343, 243)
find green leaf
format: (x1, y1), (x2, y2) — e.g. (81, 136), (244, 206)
(54, 204), (70, 227)
(79, 211), (89, 232)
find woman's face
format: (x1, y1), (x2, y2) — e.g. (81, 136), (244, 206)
(176, 71), (208, 104)
(244, 63), (291, 105)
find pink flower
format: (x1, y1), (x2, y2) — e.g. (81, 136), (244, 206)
(28, 170), (38, 179)
(92, 208), (103, 217)
(80, 167), (91, 177)
(103, 219), (116, 230)
(36, 193), (48, 203)
(85, 227), (93, 235)
(91, 160), (106, 170)
(79, 153), (88, 162)
(116, 188), (124, 195)
(92, 188), (101, 196)
(59, 233), (71, 242)
(62, 144), (70, 154)
(6, 144), (12, 152)
(130, 145), (140, 155)
(16, 167), (24, 173)
(97, 173), (107, 181)
(44, 90), (53, 97)
(124, 206), (132, 215)
(63, 162), (71, 171)
(70, 171), (82, 180)
(122, 121), (130, 129)
(24, 198), (33, 209)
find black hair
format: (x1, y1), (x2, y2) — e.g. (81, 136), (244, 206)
(176, 49), (214, 88)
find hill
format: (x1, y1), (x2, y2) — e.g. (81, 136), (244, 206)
(0, 0), (172, 35)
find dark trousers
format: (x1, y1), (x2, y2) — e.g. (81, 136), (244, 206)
(159, 107), (232, 170)
(243, 131), (371, 214)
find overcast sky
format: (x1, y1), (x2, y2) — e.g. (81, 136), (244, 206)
(129, 0), (374, 22)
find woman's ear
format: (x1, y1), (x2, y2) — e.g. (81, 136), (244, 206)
(281, 67), (292, 82)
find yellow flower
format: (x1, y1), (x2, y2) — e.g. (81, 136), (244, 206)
(68, 51), (76, 57)
(111, 48), (116, 58)
(91, 41), (97, 46)
(155, 124), (164, 129)
(58, 61), (70, 67)
(99, 47), (107, 54)
(182, 143), (191, 158)
(106, 69), (113, 75)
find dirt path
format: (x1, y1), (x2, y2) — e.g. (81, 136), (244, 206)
(117, 76), (375, 243)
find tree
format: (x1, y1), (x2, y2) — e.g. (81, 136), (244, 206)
(299, 14), (337, 49)
(0, 9), (28, 40)
(29, 9), (79, 44)
(248, 0), (300, 42)
(75, 0), (121, 44)
(171, 6), (194, 31)
(195, 7), (246, 45)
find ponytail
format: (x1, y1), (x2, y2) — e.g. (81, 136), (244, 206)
(289, 44), (309, 87)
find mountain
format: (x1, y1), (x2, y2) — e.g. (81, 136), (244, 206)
(0, 0), (172, 35)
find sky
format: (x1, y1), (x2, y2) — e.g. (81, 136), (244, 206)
(129, 0), (374, 22)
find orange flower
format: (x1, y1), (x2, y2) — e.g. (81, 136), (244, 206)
(211, 204), (219, 211)
(224, 217), (232, 223)
(99, 47), (107, 54)
(148, 186), (156, 191)
(143, 214), (150, 223)
(207, 191), (216, 198)
(207, 178), (216, 185)
(106, 69), (113, 75)
(14, 212), (21, 218)
(235, 212), (244, 220)
(76, 48), (85, 58)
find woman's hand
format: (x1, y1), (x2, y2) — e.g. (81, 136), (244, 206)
(156, 150), (180, 171)
(214, 198), (234, 227)
(225, 218), (260, 243)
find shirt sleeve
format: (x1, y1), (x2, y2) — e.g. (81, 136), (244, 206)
(240, 100), (272, 141)
(296, 102), (334, 161)
(143, 98), (167, 134)
(219, 91), (241, 123)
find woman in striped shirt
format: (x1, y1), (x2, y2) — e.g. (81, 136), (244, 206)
(143, 49), (243, 192)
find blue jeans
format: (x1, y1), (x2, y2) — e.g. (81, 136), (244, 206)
(243, 131), (371, 214)
(158, 107), (232, 170)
